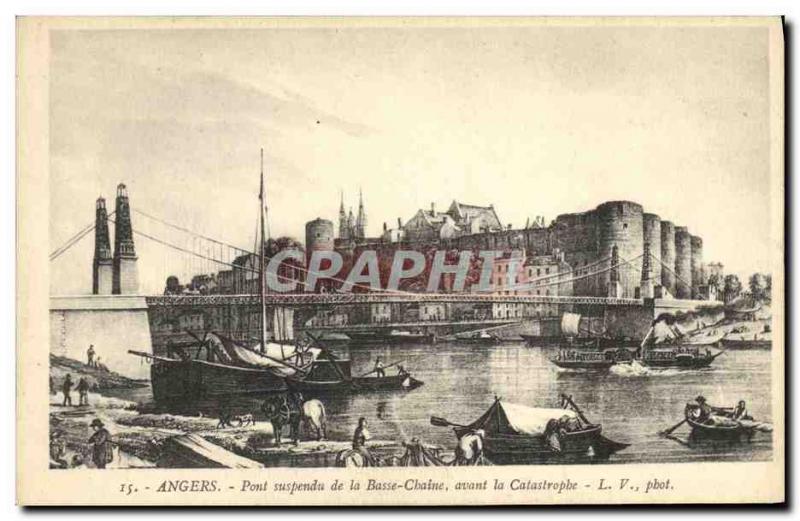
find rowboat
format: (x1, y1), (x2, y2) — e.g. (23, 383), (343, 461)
(346, 330), (436, 345)
(287, 373), (424, 395)
(454, 330), (502, 345)
(685, 416), (758, 441)
(681, 401), (765, 441)
(432, 396), (628, 464)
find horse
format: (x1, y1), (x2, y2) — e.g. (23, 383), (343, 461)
(262, 394), (327, 446)
(261, 395), (297, 447)
(301, 399), (327, 441)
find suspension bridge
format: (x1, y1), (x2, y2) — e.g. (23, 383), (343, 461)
(49, 194), (721, 379)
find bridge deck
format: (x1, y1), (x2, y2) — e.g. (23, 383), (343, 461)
(143, 293), (644, 307)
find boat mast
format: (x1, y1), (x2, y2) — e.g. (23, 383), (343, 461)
(259, 149), (268, 353)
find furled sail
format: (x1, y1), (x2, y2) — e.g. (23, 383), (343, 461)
(560, 312), (582, 337)
(209, 332), (319, 376)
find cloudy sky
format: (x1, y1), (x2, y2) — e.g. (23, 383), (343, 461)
(49, 22), (776, 294)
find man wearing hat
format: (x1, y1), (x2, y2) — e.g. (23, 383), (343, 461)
(688, 395), (713, 422)
(87, 419), (113, 469)
(61, 374), (73, 406)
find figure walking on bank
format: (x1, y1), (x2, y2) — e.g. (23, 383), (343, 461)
(61, 374), (73, 406)
(77, 377), (90, 406)
(87, 419), (113, 469)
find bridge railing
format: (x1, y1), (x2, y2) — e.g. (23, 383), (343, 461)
(144, 293), (644, 307)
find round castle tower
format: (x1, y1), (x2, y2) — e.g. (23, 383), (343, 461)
(659, 220), (676, 296)
(596, 201), (644, 298)
(305, 218), (335, 254)
(674, 226), (693, 299)
(691, 235), (704, 299)
(642, 213), (662, 287)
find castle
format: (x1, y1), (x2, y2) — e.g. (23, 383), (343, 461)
(303, 196), (720, 302)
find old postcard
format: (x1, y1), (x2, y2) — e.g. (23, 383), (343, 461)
(17, 16), (784, 505)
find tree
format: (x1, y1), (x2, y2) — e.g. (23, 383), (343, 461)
(723, 274), (742, 303)
(748, 273), (767, 301)
(764, 274), (772, 302)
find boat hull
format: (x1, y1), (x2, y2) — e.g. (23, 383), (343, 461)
(520, 335), (561, 347)
(686, 418), (756, 441)
(549, 359), (615, 370)
(150, 359), (288, 403)
(640, 355), (716, 369)
(287, 374), (423, 395)
(346, 332), (436, 345)
(455, 425), (609, 464)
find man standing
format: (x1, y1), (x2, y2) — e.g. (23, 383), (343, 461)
(62, 374), (73, 406)
(87, 345), (96, 367)
(77, 377), (90, 406)
(88, 419), (113, 469)
(374, 357), (385, 378)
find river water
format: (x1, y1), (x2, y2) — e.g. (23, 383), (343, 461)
(129, 341), (773, 466)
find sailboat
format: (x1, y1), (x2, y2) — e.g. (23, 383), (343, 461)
(547, 313), (638, 370)
(130, 150), (348, 403)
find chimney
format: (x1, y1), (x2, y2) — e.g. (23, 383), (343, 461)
(397, 217), (402, 229)
(383, 222), (388, 232)
(431, 202), (435, 215)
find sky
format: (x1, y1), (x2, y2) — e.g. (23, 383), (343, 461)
(48, 22), (776, 295)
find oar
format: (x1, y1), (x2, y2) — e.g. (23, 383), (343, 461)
(659, 418), (688, 436)
(357, 361), (403, 378)
(430, 416), (467, 428)
(561, 394), (592, 425)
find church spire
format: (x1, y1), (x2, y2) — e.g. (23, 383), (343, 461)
(356, 187), (366, 240)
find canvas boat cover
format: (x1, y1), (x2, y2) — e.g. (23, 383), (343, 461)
(561, 313), (582, 337)
(209, 333), (320, 376)
(467, 400), (577, 436)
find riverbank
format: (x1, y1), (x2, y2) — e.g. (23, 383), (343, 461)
(49, 390), (414, 469)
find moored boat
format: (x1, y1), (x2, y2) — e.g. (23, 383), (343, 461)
(346, 329), (436, 345)
(287, 373), (424, 395)
(130, 150), (350, 404)
(432, 395), (628, 464)
(721, 334), (772, 350)
(454, 330), (502, 345)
